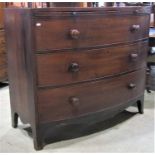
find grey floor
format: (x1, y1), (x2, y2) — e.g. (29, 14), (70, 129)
(0, 85), (154, 153)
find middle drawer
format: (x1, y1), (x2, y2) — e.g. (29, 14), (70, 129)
(36, 41), (147, 87)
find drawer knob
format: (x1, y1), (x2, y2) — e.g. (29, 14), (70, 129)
(130, 25), (140, 32)
(130, 53), (138, 60)
(68, 62), (79, 73)
(128, 83), (136, 89)
(70, 29), (80, 39)
(69, 97), (80, 107)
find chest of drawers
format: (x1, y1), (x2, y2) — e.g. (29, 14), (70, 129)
(4, 7), (150, 150)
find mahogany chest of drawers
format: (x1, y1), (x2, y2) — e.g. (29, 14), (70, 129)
(4, 7), (150, 150)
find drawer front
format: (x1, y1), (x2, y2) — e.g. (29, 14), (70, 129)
(37, 69), (145, 123)
(34, 14), (149, 51)
(0, 66), (7, 81)
(0, 54), (7, 66)
(36, 42), (148, 87)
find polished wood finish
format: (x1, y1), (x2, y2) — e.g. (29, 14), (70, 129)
(4, 7), (150, 150)
(0, 30), (7, 82)
(0, 66), (7, 81)
(0, 30), (5, 45)
(35, 14), (149, 51)
(0, 3), (5, 28)
(38, 69), (145, 123)
(0, 53), (6, 65)
(0, 42), (5, 54)
(0, 3), (7, 82)
(5, 9), (32, 125)
(37, 41), (148, 87)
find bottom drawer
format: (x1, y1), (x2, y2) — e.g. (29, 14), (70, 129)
(38, 69), (145, 123)
(0, 66), (7, 81)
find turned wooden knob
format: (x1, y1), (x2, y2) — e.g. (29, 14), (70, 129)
(130, 53), (138, 60)
(69, 97), (80, 107)
(128, 83), (136, 89)
(130, 25), (140, 32)
(68, 62), (79, 73)
(70, 29), (80, 39)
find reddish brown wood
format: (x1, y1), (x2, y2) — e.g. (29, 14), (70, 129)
(4, 7), (150, 150)
(0, 66), (7, 81)
(4, 8), (43, 150)
(0, 30), (5, 46)
(0, 28), (7, 82)
(34, 14), (150, 51)
(37, 41), (148, 87)
(4, 9), (32, 124)
(0, 54), (7, 66)
(0, 3), (6, 29)
(0, 44), (5, 54)
(31, 6), (151, 15)
(37, 69), (145, 123)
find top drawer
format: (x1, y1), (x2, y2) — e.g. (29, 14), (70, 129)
(34, 13), (150, 52)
